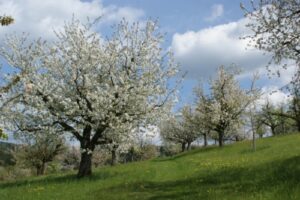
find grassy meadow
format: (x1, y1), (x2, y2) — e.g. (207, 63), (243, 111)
(1, 133), (300, 200)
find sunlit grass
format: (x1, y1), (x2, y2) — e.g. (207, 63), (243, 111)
(1, 133), (300, 200)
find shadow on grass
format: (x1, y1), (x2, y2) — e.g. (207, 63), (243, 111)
(0, 170), (115, 189)
(96, 155), (300, 200)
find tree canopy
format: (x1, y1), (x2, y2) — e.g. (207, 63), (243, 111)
(0, 19), (179, 177)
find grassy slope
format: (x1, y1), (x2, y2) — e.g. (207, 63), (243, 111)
(1, 134), (300, 200)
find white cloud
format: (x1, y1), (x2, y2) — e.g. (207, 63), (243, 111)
(257, 86), (291, 106)
(0, 0), (144, 40)
(171, 17), (272, 79)
(205, 4), (224, 22)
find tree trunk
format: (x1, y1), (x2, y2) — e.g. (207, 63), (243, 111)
(271, 126), (276, 136)
(111, 144), (119, 166)
(235, 135), (239, 142)
(252, 130), (256, 152)
(181, 142), (186, 152)
(297, 120), (300, 132)
(77, 152), (93, 178)
(203, 134), (208, 147)
(36, 162), (46, 176)
(77, 125), (95, 178)
(187, 142), (191, 151)
(218, 132), (224, 147)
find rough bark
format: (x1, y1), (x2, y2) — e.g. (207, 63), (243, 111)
(181, 142), (186, 152)
(218, 132), (224, 147)
(77, 125), (95, 178)
(187, 142), (191, 151)
(271, 126), (276, 136)
(111, 144), (119, 166)
(77, 152), (93, 178)
(36, 162), (46, 176)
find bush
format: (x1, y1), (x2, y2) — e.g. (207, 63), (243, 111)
(47, 162), (61, 174)
(140, 145), (159, 160)
(60, 146), (81, 171)
(159, 144), (181, 157)
(92, 147), (111, 168)
(120, 145), (159, 163)
(0, 165), (32, 181)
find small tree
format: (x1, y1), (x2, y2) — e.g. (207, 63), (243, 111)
(160, 106), (200, 152)
(196, 66), (259, 147)
(280, 86), (300, 131)
(258, 100), (282, 136)
(13, 130), (65, 176)
(194, 83), (215, 147)
(181, 106), (200, 150)
(160, 117), (186, 152)
(252, 114), (267, 139)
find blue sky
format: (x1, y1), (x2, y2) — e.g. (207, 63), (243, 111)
(102, 0), (249, 33)
(0, 0), (293, 110)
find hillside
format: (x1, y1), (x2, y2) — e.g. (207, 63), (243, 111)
(0, 134), (300, 200)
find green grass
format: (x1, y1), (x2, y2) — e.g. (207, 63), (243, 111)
(1, 134), (300, 200)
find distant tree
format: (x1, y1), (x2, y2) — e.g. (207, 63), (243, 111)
(258, 100), (282, 136)
(195, 66), (259, 147)
(181, 106), (200, 150)
(12, 130), (65, 176)
(160, 106), (200, 152)
(253, 117), (267, 139)
(131, 124), (158, 149)
(283, 86), (300, 131)
(194, 83), (215, 147)
(160, 117), (187, 152)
